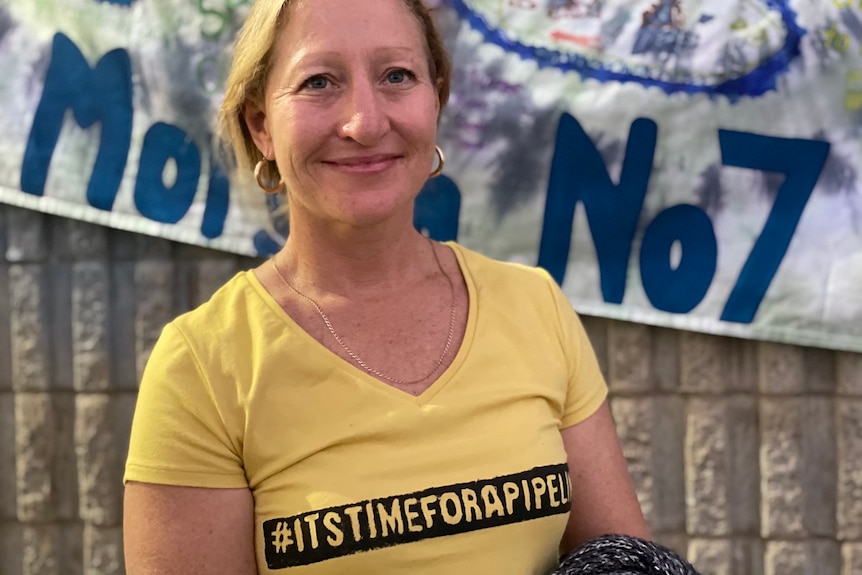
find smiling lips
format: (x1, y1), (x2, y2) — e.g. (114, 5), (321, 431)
(326, 154), (401, 174)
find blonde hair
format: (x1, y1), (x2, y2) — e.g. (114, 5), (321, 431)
(217, 0), (452, 181)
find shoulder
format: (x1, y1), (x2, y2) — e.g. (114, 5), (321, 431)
(447, 242), (556, 295)
(447, 242), (568, 335)
(141, 270), (267, 400)
(170, 270), (262, 341)
(151, 270), (273, 374)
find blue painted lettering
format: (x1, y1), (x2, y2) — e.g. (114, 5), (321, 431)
(640, 204), (717, 314)
(23, 33), (231, 239)
(538, 113), (829, 324)
(718, 130), (830, 323)
(414, 175), (462, 242)
(134, 123), (201, 224)
(538, 113), (657, 303)
(21, 33), (133, 211)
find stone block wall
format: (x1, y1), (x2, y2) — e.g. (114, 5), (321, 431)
(1, 203), (860, 574)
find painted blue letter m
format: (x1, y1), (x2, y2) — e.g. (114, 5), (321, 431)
(21, 33), (133, 211)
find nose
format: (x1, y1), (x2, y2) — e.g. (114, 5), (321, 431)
(337, 81), (390, 145)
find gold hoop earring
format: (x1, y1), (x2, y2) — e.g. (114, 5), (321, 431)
(429, 146), (445, 178)
(254, 159), (284, 194)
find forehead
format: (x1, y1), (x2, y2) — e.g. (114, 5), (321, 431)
(275, 0), (427, 62)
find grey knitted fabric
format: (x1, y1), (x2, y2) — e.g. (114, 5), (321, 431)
(553, 534), (701, 575)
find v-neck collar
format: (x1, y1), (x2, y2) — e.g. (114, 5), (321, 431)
(247, 242), (478, 405)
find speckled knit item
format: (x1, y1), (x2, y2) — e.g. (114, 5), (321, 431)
(553, 534), (701, 575)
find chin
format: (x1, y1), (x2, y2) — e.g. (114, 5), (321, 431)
(324, 182), (419, 224)
(332, 197), (416, 228)
(338, 206), (411, 229)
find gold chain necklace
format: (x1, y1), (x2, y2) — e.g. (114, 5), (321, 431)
(270, 239), (457, 386)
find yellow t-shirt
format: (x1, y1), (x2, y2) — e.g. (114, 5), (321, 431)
(124, 243), (608, 574)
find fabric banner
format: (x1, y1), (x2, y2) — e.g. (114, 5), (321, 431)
(1, 0), (861, 352)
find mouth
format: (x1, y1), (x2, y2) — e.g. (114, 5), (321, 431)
(324, 154), (401, 174)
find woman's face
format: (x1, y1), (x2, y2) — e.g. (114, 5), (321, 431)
(245, 0), (440, 230)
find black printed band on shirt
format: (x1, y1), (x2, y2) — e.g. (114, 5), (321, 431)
(263, 463), (572, 569)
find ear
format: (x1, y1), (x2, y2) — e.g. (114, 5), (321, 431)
(242, 98), (275, 160)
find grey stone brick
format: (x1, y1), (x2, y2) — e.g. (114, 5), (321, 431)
(21, 524), (58, 575)
(764, 540), (840, 575)
(109, 262), (138, 390)
(241, 254), (265, 270)
(732, 538), (765, 575)
(194, 258), (240, 307)
(0, 204), (7, 259)
(688, 538), (733, 575)
(651, 327), (680, 392)
(172, 261), (194, 314)
(53, 393), (80, 522)
(804, 347), (836, 394)
(837, 400), (862, 541)
(5, 208), (46, 263)
(53, 219), (108, 262)
(83, 524), (124, 575)
(758, 342), (805, 394)
(765, 541), (805, 575)
(9, 265), (50, 391)
(60, 523), (84, 575)
(48, 264), (74, 390)
(0, 265), (11, 390)
(760, 399), (804, 537)
(0, 394), (14, 520)
(134, 261), (175, 384)
(75, 394), (137, 527)
(690, 539), (766, 575)
(10, 262), (74, 392)
(685, 398), (730, 536)
(679, 332), (727, 394)
(652, 533), (688, 559)
(801, 398), (837, 538)
(14, 394), (78, 522)
(175, 242), (224, 261)
(727, 337), (758, 393)
(610, 398), (654, 524)
(727, 396), (760, 535)
(106, 228), (141, 261)
(843, 544), (862, 575)
(19, 523), (81, 575)
(15, 393), (55, 521)
(0, 521), (23, 575)
(810, 541), (842, 575)
(607, 321), (652, 393)
(836, 352), (862, 396)
(651, 396), (686, 533)
(135, 234), (174, 261)
(72, 262), (110, 392)
(579, 315), (608, 379)
(108, 227), (173, 261)
(67, 522), (84, 575)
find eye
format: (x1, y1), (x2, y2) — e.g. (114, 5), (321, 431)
(386, 69), (415, 84)
(302, 75), (331, 90)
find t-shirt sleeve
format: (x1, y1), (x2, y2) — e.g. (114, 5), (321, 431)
(124, 322), (248, 488)
(540, 270), (609, 429)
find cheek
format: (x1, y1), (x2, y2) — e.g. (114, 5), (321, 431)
(405, 105), (440, 145)
(271, 109), (323, 158)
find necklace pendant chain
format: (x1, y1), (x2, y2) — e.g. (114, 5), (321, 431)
(270, 239), (457, 386)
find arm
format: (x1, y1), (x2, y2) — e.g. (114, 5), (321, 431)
(559, 400), (650, 553)
(124, 482), (257, 575)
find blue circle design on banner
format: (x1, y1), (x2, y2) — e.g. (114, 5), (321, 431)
(450, 0), (806, 98)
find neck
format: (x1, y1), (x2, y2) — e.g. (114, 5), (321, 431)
(276, 210), (433, 295)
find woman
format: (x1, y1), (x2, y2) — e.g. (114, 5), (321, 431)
(122, 0), (649, 573)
